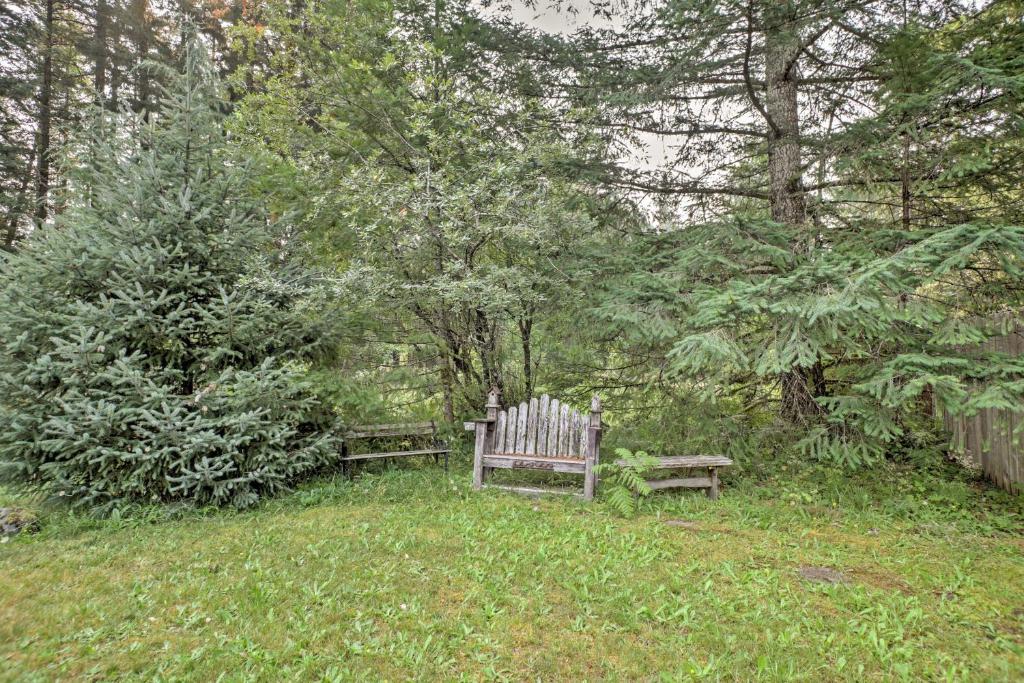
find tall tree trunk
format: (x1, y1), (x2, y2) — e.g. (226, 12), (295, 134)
(519, 315), (534, 399)
(4, 146), (36, 250)
(763, 6), (822, 423)
(440, 347), (456, 424)
(471, 309), (504, 401)
(94, 0), (108, 103)
(132, 0), (150, 118)
(34, 0), (55, 227)
(901, 133), (912, 231)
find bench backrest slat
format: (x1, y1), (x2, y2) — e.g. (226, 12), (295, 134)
(515, 403), (528, 453)
(494, 411), (507, 454)
(525, 397), (539, 454)
(504, 405), (518, 453)
(486, 394), (598, 459)
(536, 395), (550, 456)
(347, 421), (436, 439)
(558, 403), (570, 455)
(545, 398), (560, 454)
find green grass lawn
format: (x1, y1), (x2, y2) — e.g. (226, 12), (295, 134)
(2, 456), (1023, 681)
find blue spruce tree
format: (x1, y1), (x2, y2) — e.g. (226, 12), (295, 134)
(0, 32), (341, 510)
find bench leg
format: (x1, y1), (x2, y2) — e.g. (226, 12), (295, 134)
(707, 467), (719, 500)
(444, 452), (449, 474)
(583, 460), (596, 502)
(473, 424), (485, 491)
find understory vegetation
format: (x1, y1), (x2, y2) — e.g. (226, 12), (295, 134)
(3, 1), (1022, 506)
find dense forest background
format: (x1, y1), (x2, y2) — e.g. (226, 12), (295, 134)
(2, 0), (1022, 484)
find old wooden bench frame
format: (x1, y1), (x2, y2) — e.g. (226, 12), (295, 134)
(467, 389), (602, 500)
(341, 421), (449, 477)
(616, 455), (733, 499)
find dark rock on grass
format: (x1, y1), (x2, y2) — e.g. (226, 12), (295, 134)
(0, 508), (40, 537)
(798, 566), (849, 585)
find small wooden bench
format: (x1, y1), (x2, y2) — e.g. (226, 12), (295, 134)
(616, 455), (733, 499)
(341, 421), (449, 477)
(467, 389), (602, 500)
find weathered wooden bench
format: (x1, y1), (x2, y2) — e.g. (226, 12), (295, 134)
(341, 421), (449, 477)
(467, 389), (602, 500)
(616, 455), (733, 499)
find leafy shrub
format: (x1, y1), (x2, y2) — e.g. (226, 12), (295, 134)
(0, 36), (340, 510)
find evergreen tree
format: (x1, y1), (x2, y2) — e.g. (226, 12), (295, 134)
(593, 1), (1024, 463)
(0, 32), (340, 510)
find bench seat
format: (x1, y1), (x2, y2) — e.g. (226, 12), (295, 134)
(482, 453), (587, 474)
(616, 454), (733, 499)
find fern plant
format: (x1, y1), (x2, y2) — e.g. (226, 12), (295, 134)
(595, 448), (660, 517)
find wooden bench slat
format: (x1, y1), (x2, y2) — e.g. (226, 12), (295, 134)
(494, 411), (507, 454)
(350, 421), (436, 431)
(536, 394), (550, 456)
(483, 454), (586, 474)
(647, 476), (713, 490)
(615, 455), (733, 468)
(485, 454), (585, 464)
(546, 398), (560, 454)
(505, 405), (519, 454)
(514, 402), (528, 453)
(342, 448), (450, 461)
(347, 431), (436, 439)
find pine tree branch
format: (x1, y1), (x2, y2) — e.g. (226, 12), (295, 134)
(743, 1), (778, 137)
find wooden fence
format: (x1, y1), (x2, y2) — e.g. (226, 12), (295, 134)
(940, 324), (1023, 494)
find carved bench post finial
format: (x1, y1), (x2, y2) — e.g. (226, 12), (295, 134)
(486, 387), (501, 420)
(589, 395), (602, 428)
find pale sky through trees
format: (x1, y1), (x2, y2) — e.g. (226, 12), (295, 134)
(497, 0), (674, 173)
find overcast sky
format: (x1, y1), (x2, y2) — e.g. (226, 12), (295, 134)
(496, 1), (672, 172)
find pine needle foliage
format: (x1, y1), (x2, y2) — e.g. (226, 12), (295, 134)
(0, 32), (340, 510)
(596, 4), (1024, 466)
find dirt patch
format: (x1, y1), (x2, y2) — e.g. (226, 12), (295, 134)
(797, 566), (850, 585)
(852, 568), (914, 595)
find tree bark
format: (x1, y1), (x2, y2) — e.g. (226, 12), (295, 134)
(95, 0), (108, 102)
(132, 0), (151, 117)
(519, 314), (534, 399)
(3, 145), (35, 250)
(34, 0), (55, 227)
(763, 5), (823, 423)
(439, 347), (456, 424)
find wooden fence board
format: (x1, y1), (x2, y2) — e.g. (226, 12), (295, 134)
(939, 322), (1023, 494)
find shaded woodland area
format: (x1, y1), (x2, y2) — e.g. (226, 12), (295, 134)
(1, 0), (1023, 506)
